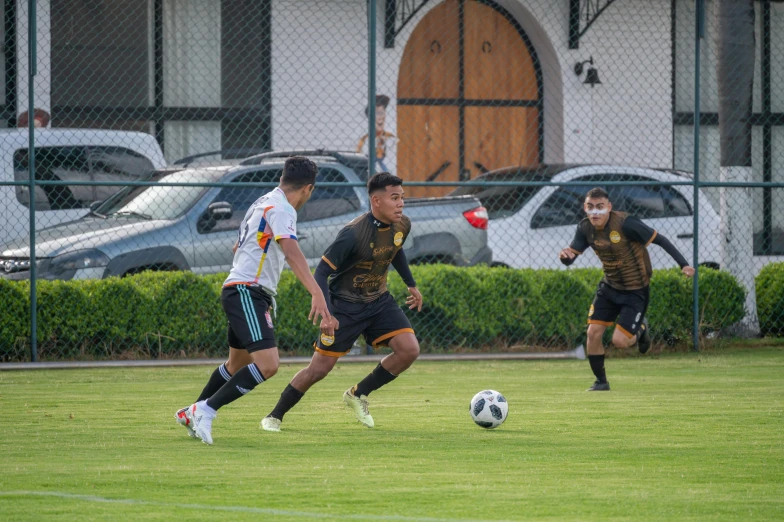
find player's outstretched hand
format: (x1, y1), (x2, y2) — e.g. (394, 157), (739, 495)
(309, 294), (331, 326)
(559, 247), (576, 260)
(406, 286), (423, 312)
(682, 265), (695, 278)
(320, 316), (339, 336)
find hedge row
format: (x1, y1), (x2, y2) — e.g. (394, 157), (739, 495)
(756, 262), (784, 336)
(1, 263), (769, 361)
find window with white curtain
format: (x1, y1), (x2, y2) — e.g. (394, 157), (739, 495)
(162, 0), (221, 163)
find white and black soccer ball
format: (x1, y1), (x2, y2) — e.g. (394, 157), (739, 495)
(469, 390), (508, 429)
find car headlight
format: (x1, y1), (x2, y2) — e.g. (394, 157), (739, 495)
(49, 249), (110, 274)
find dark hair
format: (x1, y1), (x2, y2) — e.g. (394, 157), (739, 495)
(585, 187), (610, 200)
(364, 94), (391, 117)
(367, 172), (402, 195)
(280, 156), (317, 190)
(18, 108), (51, 128)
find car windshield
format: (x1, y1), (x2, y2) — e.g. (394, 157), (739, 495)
(106, 169), (221, 220)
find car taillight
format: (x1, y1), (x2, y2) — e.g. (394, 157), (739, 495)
(463, 206), (488, 230)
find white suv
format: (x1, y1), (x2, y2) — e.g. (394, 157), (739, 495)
(0, 128), (167, 245)
(451, 165), (721, 270)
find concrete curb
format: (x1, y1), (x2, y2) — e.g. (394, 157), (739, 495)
(0, 346), (585, 370)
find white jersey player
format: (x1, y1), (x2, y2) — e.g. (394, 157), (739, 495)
(176, 157), (333, 445)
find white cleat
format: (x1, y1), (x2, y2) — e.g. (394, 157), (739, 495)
(260, 416), (281, 432)
(190, 401), (216, 445)
(343, 388), (374, 428)
(175, 406), (198, 439)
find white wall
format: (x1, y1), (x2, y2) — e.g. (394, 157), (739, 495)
(270, 0), (673, 170)
(16, 0), (52, 123)
(271, 0), (369, 152)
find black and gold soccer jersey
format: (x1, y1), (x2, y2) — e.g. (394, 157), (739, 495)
(569, 211), (657, 291)
(321, 212), (412, 303)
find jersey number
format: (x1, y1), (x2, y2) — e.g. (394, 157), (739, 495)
(237, 223), (250, 248)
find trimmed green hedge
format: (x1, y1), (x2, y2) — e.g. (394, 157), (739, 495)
(757, 262), (784, 336)
(0, 265), (757, 361)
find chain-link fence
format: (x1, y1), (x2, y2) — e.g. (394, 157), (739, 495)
(1, 0), (783, 362)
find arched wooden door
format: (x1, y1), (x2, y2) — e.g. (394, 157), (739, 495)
(397, 0), (541, 198)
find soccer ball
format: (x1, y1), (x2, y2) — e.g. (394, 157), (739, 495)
(469, 390), (508, 429)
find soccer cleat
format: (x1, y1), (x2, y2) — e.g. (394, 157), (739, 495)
(587, 380), (611, 391)
(175, 406), (198, 439)
(190, 401), (216, 445)
(637, 318), (651, 354)
(260, 416), (281, 432)
(343, 387), (374, 428)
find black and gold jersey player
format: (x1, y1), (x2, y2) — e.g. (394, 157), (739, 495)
(262, 172), (423, 431)
(559, 187), (695, 392)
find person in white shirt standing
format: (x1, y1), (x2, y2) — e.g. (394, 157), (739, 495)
(176, 156), (333, 445)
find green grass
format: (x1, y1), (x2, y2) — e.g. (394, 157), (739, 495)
(1, 347), (783, 521)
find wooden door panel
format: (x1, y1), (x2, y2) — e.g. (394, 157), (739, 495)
(397, 105), (460, 198)
(463, 0), (538, 101)
(397, 0), (541, 195)
(464, 107), (539, 178)
(398, 0), (460, 100)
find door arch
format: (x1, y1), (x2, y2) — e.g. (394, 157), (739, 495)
(397, 0), (543, 197)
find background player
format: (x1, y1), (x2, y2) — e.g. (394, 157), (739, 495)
(559, 187), (695, 391)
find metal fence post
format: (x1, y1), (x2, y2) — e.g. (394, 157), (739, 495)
(692, 0), (705, 353)
(27, 0), (38, 362)
(368, 0), (377, 180)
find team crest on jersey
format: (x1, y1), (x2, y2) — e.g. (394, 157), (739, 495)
(320, 334), (335, 346)
(589, 304), (595, 317)
(610, 231), (621, 243)
(265, 311), (274, 329)
(394, 232), (404, 246)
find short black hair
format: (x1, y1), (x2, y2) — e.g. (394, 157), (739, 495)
(367, 172), (402, 195)
(585, 187), (610, 200)
(280, 156), (317, 190)
(364, 94), (391, 117)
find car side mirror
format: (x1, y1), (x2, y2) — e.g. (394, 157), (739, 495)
(208, 201), (233, 220)
(89, 200), (104, 212)
(198, 201), (233, 233)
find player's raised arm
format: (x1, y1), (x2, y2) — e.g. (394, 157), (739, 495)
(622, 216), (695, 278)
(560, 225), (588, 266)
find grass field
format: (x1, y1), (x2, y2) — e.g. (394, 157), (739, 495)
(2, 345), (783, 521)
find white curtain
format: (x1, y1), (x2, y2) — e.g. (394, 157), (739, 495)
(162, 0), (222, 163)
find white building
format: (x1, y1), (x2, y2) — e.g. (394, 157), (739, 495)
(6, 0), (784, 257)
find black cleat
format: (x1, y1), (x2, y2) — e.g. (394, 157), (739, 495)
(638, 318), (651, 354)
(587, 380), (611, 391)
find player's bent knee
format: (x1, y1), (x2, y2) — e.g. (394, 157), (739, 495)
(390, 333), (420, 361)
(611, 332), (633, 349)
(250, 347), (280, 379)
(587, 324), (606, 342)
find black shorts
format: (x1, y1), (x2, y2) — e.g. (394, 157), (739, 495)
(316, 292), (414, 357)
(221, 284), (277, 352)
(587, 282), (650, 339)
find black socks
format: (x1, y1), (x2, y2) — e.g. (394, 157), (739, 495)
(588, 354), (608, 383)
(197, 363), (232, 402)
(206, 363), (265, 411)
(354, 363), (397, 397)
(268, 384), (306, 421)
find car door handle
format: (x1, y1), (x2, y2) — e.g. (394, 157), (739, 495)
(676, 233), (693, 239)
(298, 232), (308, 240)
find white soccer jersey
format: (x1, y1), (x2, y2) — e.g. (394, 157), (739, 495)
(224, 187), (298, 294)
